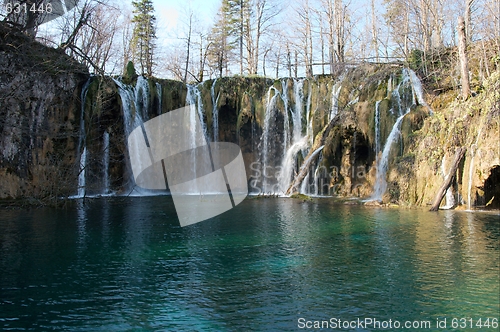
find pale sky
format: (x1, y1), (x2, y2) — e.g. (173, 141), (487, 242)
(153, 0), (220, 34)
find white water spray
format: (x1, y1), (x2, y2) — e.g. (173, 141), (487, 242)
(329, 81), (342, 120)
(261, 87), (280, 193)
(78, 147), (87, 198)
(76, 78), (92, 198)
(371, 69), (416, 200)
(374, 100), (381, 157)
(211, 79), (220, 142)
(440, 154), (455, 209)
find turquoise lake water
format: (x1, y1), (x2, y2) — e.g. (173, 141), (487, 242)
(1, 197), (499, 331)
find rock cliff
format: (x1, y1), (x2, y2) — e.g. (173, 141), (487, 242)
(1, 24), (498, 210)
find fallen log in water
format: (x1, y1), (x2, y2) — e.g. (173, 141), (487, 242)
(285, 118), (339, 195)
(429, 147), (466, 211)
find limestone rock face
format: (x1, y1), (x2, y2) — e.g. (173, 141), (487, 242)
(1, 24), (498, 210)
(0, 25), (89, 199)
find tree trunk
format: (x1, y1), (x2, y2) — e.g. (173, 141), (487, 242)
(294, 50), (298, 78)
(429, 147), (466, 211)
(184, 14), (192, 83)
(371, 0), (379, 63)
(464, 0), (474, 44)
(458, 16), (470, 99)
(240, 1), (244, 75)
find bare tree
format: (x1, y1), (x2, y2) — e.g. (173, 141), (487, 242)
(293, 0), (314, 77)
(244, 0), (281, 74)
(458, 15), (470, 99)
(183, 11), (193, 83)
(60, 2), (122, 74)
(371, 0), (379, 62)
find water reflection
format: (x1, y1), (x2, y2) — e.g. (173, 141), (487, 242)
(0, 199), (498, 331)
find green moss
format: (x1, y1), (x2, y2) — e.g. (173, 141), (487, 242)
(290, 193), (312, 201)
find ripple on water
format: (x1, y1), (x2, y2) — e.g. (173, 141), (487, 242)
(0, 198), (498, 330)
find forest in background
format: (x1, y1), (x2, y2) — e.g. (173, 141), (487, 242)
(1, 0), (499, 83)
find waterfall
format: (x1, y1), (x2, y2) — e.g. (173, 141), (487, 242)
(76, 78), (92, 198)
(78, 147), (87, 198)
(278, 136), (309, 193)
(303, 146), (325, 168)
(306, 80), (313, 145)
(185, 84), (209, 195)
(114, 77), (153, 194)
(281, 79), (290, 153)
(408, 69), (432, 114)
(186, 84), (208, 141)
(313, 152), (324, 196)
(467, 145), (476, 210)
(261, 87), (280, 193)
(371, 115), (405, 200)
(387, 75), (394, 96)
(187, 85), (198, 147)
(440, 154), (455, 209)
(371, 69), (414, 200)
(301, 173), (310, 194)
(374, 100), (381, 156)
(135, 76), (150, 120)
(102, 131), (110, 195)
(329, 80), (343, 121)
(155, 82), (162, 116)
(277, 79), (310, 195)
(114, 78), (148, 141)
(467, 127), (483, 209)
(211, 79), (220, 142)
(292, 79), (304, 143)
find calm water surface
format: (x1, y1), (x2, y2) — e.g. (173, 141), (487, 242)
(0, 197), (499, 331)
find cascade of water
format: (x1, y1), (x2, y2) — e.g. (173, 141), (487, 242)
(186, 85), (198, 147)
(371, 69), (413, 200)
(374, 100), (381, 156)
(390, 70), (410, 116)
(155, 82), (162, 116)
(306, 80), (313, 145)
(281, 79), (290, 153)
(76, 79), (92, 198)
(387, 75), (393, 97)
(329, 80), (343, 121)
(261, 87), (280, 193)
(301, 173), (310, 194)
(467, 146), (476, 210)
(114, 77), (153, 194)
(313, 152), (324, 196)
(467, 127), (483, 210)
(371, 115), (405, 200)
(184, 84), (210, 195)
(440, 154), (455, 209)
(302, 146), (325, 172)
(277, 79), (311, 195)
(102, 131), (110, 195)
(135, 76), (150, 120)
(278, 136), (309, 193)
(292, 79), (304, 143)
(186, 84), (208, 140)
(211, 79), (220, 142)
(114, 79), (145, 141)
(408, 69), (432, 114)
(78, 147), (87, 198)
